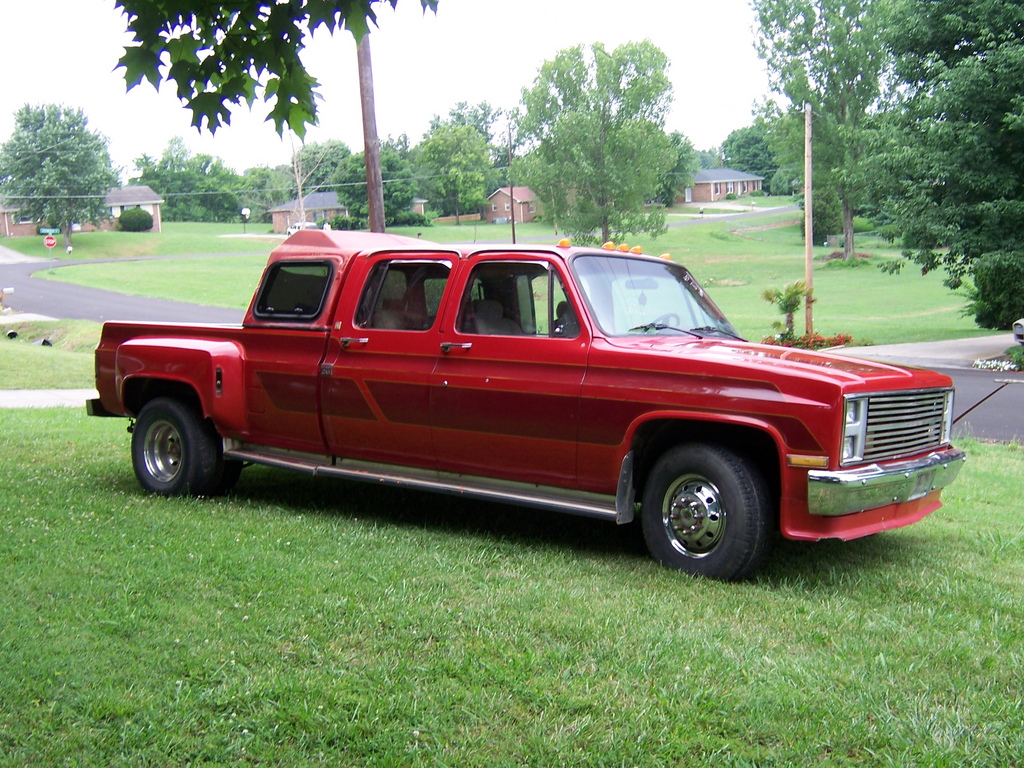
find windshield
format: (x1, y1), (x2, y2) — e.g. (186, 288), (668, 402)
(572, 254), (741, 339)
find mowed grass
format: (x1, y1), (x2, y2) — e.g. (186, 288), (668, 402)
(29, 212), (985, 345)
(1, 408), (1021, 765)
(0, 320), (100, 388)
(1, 221), (280, 260)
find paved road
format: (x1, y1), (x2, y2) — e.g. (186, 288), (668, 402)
(0, 251), (246, 324)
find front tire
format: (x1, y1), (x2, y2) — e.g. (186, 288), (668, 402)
(641, 444), (772, 580)
(132, 397), (226, 496)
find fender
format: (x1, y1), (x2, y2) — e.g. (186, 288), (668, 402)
(116, 337), (247, 435)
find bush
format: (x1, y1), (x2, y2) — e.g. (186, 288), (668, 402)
(389, 211), (431, 227)
(328, 215), (367, 231)
(118, 208), (154, 232)
(967, 251), (1024, 330)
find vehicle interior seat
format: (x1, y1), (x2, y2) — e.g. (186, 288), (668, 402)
(472, 299), (523, 335)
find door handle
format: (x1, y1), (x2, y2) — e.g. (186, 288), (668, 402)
(341, 337), (369, 348)
(440, 342), (473, 353)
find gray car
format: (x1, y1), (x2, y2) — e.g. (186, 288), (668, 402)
(1015, 319), (1024, 345)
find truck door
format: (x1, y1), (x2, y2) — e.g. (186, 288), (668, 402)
(431, 256), (587, 488)
(320, 253), (454, 468)
(242, 259), (335, 454)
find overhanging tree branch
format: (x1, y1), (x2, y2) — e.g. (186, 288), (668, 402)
(114, 0), (439, 137)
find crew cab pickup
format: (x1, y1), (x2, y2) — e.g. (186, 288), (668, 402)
(89, 230), (965, 580)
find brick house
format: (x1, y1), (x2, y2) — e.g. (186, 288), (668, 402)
(269, 191), (348, 233)
(105, 186), (164, 232)
(681, 169), (763, 204)
(484, 186), (539, 224)
(1, 185), (164, 237)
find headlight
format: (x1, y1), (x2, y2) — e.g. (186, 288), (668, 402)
(842, 396), (868, 464)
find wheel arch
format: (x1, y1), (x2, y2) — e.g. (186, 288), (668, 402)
(123, 377), (204, 419)
(629, 417), (782, 519)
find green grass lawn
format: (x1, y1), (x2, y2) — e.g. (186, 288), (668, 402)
(0, 320), (100, 388)
(24, 212), (985, 346)
(1, 408), (1021, 765)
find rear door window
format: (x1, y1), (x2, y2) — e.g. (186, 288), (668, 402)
(253, 261), (333, 321)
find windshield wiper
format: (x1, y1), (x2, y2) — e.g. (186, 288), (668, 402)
(687, 325), (745, 341)
(629, 322), (700, 337)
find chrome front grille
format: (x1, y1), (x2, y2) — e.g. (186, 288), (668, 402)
(862, 389), (952, 462)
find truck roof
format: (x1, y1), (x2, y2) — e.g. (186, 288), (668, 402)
(274, 229), (673, 266)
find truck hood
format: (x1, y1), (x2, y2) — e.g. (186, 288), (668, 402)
(600, 336), (953, 390)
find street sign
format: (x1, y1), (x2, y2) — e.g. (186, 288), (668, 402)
(38, 227), (60, 234)
(43, 235), (57, 249)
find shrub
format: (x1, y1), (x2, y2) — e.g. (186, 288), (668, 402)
(389, 211), (431, 227)
(328, 215), (366, 231)
(118, 208), (153, 232)
(967, 251), (1024, 330)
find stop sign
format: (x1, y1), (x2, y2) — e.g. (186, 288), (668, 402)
(43, 235), (57, 249)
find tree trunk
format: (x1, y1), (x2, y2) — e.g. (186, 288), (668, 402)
(842, 197), (855, 261)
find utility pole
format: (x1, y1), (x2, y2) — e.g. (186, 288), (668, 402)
(804, 102), (814, 335)
(508, 123), (516, 244)
(357, 35), (385, 233)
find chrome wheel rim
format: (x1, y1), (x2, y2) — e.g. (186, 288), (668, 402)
(662, 473), (726, 558)
(143, 418), (183, 484)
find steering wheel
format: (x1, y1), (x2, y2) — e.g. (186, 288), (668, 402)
(653, 313), (681, 327)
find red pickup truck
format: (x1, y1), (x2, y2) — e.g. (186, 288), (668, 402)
(89, 230), (965, 580)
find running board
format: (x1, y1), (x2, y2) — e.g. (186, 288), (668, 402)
(223, 441), (634, 524)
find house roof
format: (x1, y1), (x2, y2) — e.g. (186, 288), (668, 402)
(2, 185), (163, 211)
(692, 169), (763, 184)
(487, 186), (536, 203)
(269, 191), (344, 213)
(106, 185), (164, 205)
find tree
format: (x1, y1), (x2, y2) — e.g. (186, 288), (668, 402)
(872, 0), (1024, 328)
(286, 137), (352, 224)
(238, 165), (293, 223)
(754, 0), (889, 259)
(333, 144), (416, 224)
(115, 0), (438, 137)
(429, 101), (507, 201)
(0, 105), (118, 247)
(657, 131), (699, 206)
(418, 124), (490, 223)
(696, 148), (723, 170)
(295, 140), (353, 193)
(429, 101), (501, 145)
(721, 122), (778, 185)
(135, 137), (241, 222)
(518, 41), (675, 243)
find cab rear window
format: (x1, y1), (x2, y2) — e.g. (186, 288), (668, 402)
(253, 261), (333, 321)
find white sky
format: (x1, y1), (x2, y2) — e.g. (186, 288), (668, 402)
(0, 0), (771, 179)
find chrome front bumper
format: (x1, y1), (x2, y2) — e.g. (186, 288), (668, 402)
(807, 448), (966, 517)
